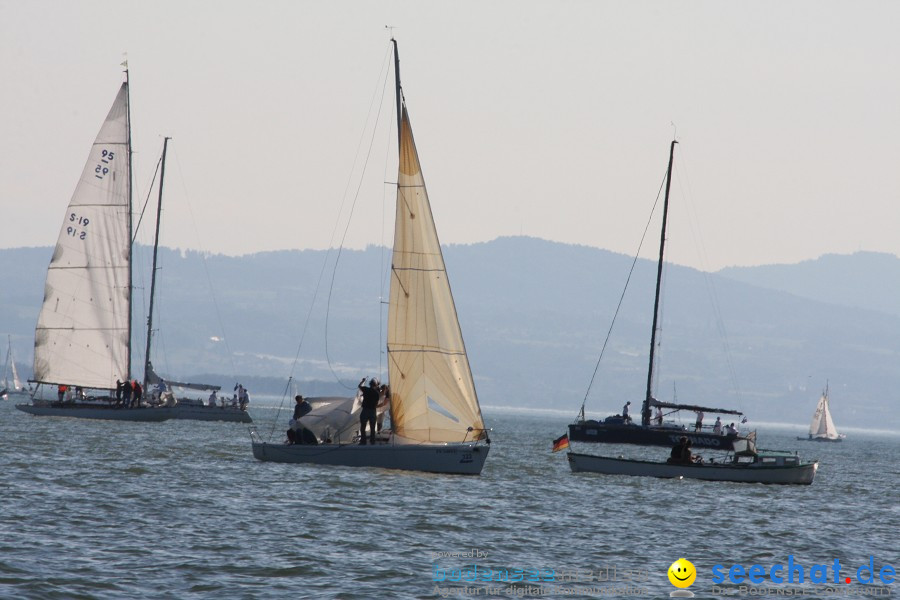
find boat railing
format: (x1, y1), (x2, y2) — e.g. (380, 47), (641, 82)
(249, 426), (262, 444)
(464, 427), (493, 445)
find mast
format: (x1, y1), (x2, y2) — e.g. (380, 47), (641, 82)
(125, 65), (134, 382)
(392, 37), (402, 147)
(143, 137), (170, 391)
(642, 139), (677, 426)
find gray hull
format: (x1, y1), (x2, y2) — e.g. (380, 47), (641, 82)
(567, 453), (818, 485)
(251, 440), (489, 475)
(15, 403), (170, 422)
(162, 405), (252, 423)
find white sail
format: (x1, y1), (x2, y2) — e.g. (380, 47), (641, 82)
(11, 355), (22, 391)
(387, 104), (486, 443)
(809, 392), (840, 439)
(33, 83), (131, 389)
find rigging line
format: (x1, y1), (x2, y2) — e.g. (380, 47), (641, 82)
(169, 147), (238, 380)
(263, 44), (394, 437)
(132, 154), (162, 245)
(674, 150), (743, 405)
(578, 168), (669, 419)
(266, 375), (295, 440)
(379, 64), (396, 382)
(323, 43), (393, 390)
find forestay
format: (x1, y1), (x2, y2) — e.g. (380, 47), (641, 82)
(387, 105), (485, 443)
(33, 83), (131, 389)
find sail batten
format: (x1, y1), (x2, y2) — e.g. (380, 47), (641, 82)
(32, 83), (131, 390)
(387, 101), (485, 443)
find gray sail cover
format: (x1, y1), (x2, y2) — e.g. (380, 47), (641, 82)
(33, 83), (131, 389)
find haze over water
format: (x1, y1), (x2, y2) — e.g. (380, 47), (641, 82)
(1, 398), (897, 599)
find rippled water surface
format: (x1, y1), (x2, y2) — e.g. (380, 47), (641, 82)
(1, 399), (897, 599)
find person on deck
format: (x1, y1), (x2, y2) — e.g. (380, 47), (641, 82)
(131, 380), (143, 408)
(694, 410), (704, 432)
(713, 417), (723, 435)
(238, 386), (250, 411)
(293, 395), (311, 420)
(725, 422), (738, 436)
(358, 378), (380, 445)
(654, 406), (663, 426)
(122, 381), (132, 408)
(669, 436), (688, 464)
(208, 390), (218, 407)
(622, 401), (632, 424)
(115, 380), (124, 407)
(286, 395), (316, 445)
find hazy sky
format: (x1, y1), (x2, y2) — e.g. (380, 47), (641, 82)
(2, 1), (898, 271)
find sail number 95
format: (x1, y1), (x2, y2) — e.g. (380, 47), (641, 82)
(94, 149), (116, 180)
(67, 213), (90, 240)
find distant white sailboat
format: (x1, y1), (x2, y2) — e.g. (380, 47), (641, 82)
(251, 39), (490, 474)
(15, 73), (167, 421)
(2, 336), (31, 400)
(799, 385), (845, 442)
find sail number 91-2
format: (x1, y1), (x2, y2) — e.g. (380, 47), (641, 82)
(67, 213), (90, 240)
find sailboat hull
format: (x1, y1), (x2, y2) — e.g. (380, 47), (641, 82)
(251, 438), (489, 475)
(569, 421), (744, 450)
(797, 435), (844, 442)
(15, 402), (170, 422)
(160, 403), (252, 423)
(568, 452), (818, 485)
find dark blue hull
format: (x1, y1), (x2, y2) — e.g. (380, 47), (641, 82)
(569, 420), (743, 450)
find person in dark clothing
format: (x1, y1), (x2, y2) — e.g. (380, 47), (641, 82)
(293, 395), (311, 420)
(131, 380), (143, 408)
(669, 436), (688, 464)
(358, 377), (380, 445)
(115, 380), (124, 407)
(122, 380), (132, 408)
(286, 395), (318, 445)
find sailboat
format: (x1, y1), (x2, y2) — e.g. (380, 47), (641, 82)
(798, 385), (844, 442)
(250, 39), (491, 474)
(138, 138), (250, 423)
(15, 73), (168, 421)
(2, 336), (32, 400)
(568, 140), (750, 450)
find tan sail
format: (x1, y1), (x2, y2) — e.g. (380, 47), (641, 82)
(387, 105), (485, 443)
(33, 83), (131, 389)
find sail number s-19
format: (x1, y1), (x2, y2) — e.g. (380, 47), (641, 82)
(67, 213), (90, 240)
(94, 149), (116, 180)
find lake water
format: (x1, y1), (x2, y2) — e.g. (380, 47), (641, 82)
(1, 398), (897, 599)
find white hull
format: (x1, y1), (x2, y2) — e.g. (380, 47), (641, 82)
(15, 402), (170, 422)
(251, 437), (489, 475)
(797, 434), (845, 442)
(567, 452), (817, 485)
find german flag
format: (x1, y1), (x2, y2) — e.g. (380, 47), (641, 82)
(552, 433), (569, 453)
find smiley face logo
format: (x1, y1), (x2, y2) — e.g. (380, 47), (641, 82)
(668, 558), (696, 588)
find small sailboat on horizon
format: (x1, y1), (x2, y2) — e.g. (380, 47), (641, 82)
(250, 38), (490, 475)
(2, 336), (32, 400)
(798, 385), (845, 442)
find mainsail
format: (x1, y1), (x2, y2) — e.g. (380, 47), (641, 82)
(33, 83), (131, 389)
(386, 103), (486, 443)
